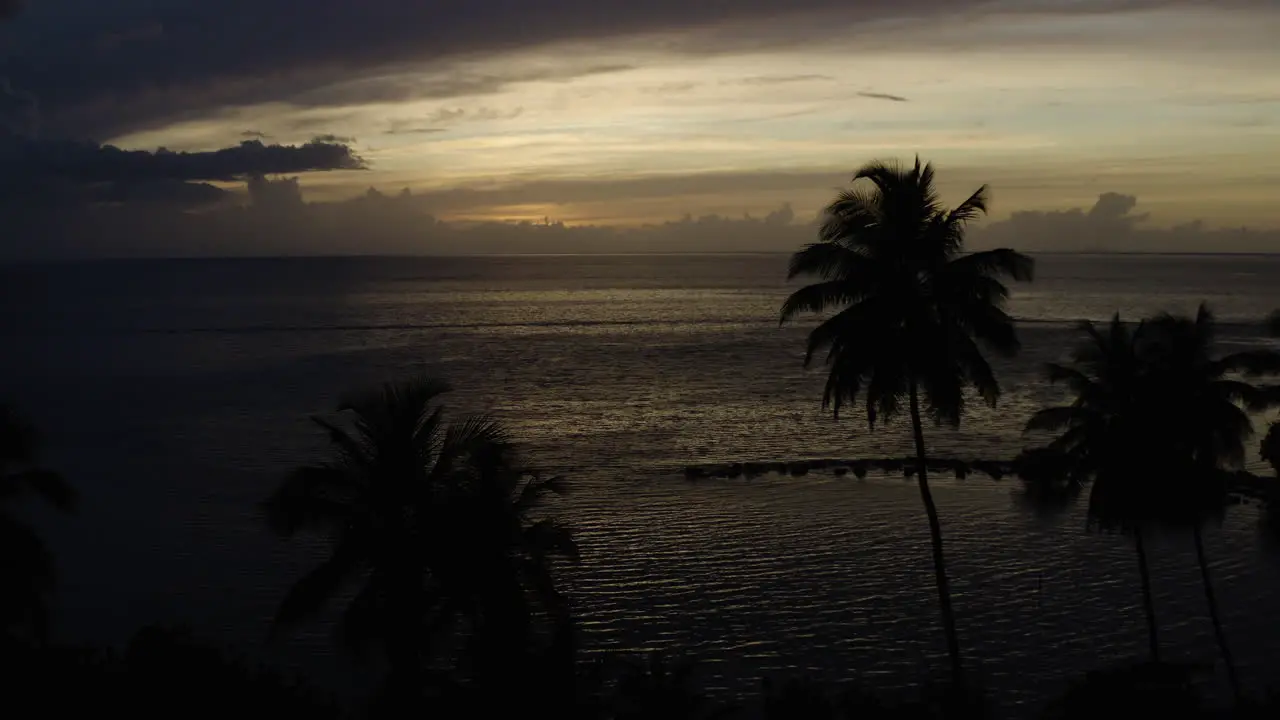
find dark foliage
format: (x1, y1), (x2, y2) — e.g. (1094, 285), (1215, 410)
(0, 403), (74, 643)
(265, 377), (577, 705)
(781, 157), (1033, 686)
(0, 626), (344, 719)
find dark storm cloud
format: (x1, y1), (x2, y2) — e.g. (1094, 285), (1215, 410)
(93, 179), (229, 208)
(0, 138), (363, 185)
(0, 137), (364, 206)
(9, 0), (1264, 140)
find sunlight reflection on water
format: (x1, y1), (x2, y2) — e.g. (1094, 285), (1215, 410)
(5, 254), (1280, 715)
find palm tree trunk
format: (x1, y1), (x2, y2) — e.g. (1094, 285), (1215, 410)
(1194, 526), (1241, 701)
(908, 380), (963, 687)
(1134, 528), (1160, 663)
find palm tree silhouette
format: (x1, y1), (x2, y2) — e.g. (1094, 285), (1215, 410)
(1259, 310), (1280, 476)
(1139, 305), (1280, 700)
(0, 403), (75, 644)
(1029, 307), (1279, 686)
(264, 378), (577, 699)
(1025, 316), (1163, 661)
(780, 158), (1033, 685)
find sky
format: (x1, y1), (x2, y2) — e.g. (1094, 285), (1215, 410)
(1, 0), (1278, 256)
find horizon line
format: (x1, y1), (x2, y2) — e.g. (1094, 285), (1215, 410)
(8, 249), (1280, 265)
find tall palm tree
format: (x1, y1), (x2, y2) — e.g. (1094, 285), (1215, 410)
(780, 158), (1034, 685)
(263, 378), (577, 699)
(1025, 316), (1165, 661)
(1138, 305), (1280, 700)
(0, 403), (75, 644)
(1029, 307), (1279, 688)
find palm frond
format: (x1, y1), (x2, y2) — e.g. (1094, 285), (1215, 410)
(852, 159), (905, 191)
(523, 518), (580, 561)
(1026, 406), (1089, 433)
(945, 300), (1019, 357)
(821, 188), (882, 239)
(0, 404), (39, 467)
(1044, 363), (1097, 394)
(863, 360), (906, 428)
(340, 376), (453, 443)
(514, 473), (569, 514)
(1213, 349), (1280, 378)
(1211, 379), (1274, 411)
(953, 332), (1000, 407)
(787, 238), (872, 281)
(262, 465), (356, 537)
(270, 540), (366, 637)
(779, 280), (864, 324)
(0, 513), (55, 590)
(443, 415), (513, 468)
(946, 249), (1035, 283)
(336, 581), (386, 658)
(946, 186), (990, 226)
(310, 416), (372, 468)
(1, 469), (75, 512)
(803, 296), (883, 366)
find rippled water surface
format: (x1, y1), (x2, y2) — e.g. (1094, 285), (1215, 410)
(5, 253), (1280, 715)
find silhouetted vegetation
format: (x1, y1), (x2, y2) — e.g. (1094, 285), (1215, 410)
(1025, 305), (1280, 694)
(17, 156), (1280, 718)
(780, 157), (1033, 686)
(264, 377), (578, 711)
(0, 402), (74, 644)
(0, 625), (345, 719)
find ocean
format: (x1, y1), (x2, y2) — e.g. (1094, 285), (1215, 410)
(5, 253), (1280, 715)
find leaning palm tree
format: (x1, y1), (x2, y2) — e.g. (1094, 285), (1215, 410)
(263, 378), (577, 699)
(0, 403), (75, 644)
(780, 158), (1034, 685)
(1026, 316), (1164, 662)
(1138, 305), (1280, 701)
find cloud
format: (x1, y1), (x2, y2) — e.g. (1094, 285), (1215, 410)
(1, 138), (364, 184)
(427, 108), (467, 124)
(735, 74), (833, 86)
(240, 130), (270, 139)
(310, 133), (356, 145)
(857, 91), (909, 102)
(384, 126), (445, 136)
(382, 106), (522, 135)
(973, 193), (1179, 252)
(391, 170), (851, 215)
(0, 77), (39, 136)
(0, 189), (818, 260)
(95, 21), (165, 52)
(0, 137), (364, 206)
(94, 179), (229, 208)
(13, 0), (1268, 140)
(639, 81), (702, 94)
(6, 173), (1276, 261)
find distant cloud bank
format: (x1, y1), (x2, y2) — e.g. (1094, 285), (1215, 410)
(2, 178), (1277, 260)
